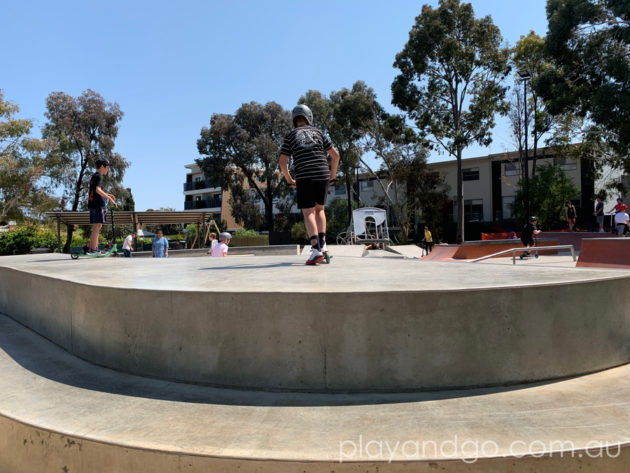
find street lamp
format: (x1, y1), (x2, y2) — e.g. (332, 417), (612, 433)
(517, 70), (532, 218)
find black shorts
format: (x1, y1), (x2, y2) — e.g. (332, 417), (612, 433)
(521, 238), (534, 247)
(296, 180), (328, 209)
(89, 207), (107, 224)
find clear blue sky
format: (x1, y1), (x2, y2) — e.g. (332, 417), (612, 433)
(2, 0), (548, 211)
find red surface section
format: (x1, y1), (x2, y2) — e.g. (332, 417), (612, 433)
(420, 245), (459, 261)
(421, 240), (559, 261)
(483, 231), (614, 250)
(576, 238), (630, 268)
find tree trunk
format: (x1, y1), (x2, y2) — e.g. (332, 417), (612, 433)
(456, 149), (464, 243)
(345, 175), (353, 227)
(63, 161), (88, 253)
(532, 96), (538, 176)
(265, 181), (274, 232)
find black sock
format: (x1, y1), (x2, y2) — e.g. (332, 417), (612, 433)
(310, 235), (321, 252)
(318, 232), (326, 249)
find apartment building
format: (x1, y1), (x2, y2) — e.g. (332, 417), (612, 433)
(185, 147), (625, 231)
(430, 148), (623, 224)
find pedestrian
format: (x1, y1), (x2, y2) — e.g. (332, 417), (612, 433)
(565, 201), (577, 232)
(423, 226), (434, 254)
(279, 104), (340, 265)
(607, 197), (628, 214)
(206, 232), (218, 255)
(152, 229), (169, 258)
(594, 197), (604, 233)
(520, 216), (541, 259)
(210, 232), (231, 257)
(614, 211), (629, 236)
(87, 158), (116, 254)
(122, 231), (136, 257)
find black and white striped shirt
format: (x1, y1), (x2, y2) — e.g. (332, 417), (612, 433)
(279, 125), (333, 181)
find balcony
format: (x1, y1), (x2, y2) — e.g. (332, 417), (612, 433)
(185, 197), (222, 210)
(184, 181), (217, 192)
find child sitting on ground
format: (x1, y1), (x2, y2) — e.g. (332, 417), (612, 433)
(210, 232), (231, 257)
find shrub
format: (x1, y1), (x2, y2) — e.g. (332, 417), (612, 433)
(233, 228), (258, 237)
(291, 222), (308, 243)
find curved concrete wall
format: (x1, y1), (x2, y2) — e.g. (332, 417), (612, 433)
(1, 265), (629, 392)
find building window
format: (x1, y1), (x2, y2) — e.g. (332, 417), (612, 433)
(554, 157), (577, 171)
(335, 185), (345, 195)
(462, 167), (479, 181)
(464, 199), (483, 222)
(504, 162), (520, 176)
(502, 196), (515, 219)
(360, 180), (374, 191)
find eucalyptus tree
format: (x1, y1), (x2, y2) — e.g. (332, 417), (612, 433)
(197, 101), (292, 232)
(392, 0), (510, 240)
(43, 89), (128, 252)
(539, 0), (630, 154)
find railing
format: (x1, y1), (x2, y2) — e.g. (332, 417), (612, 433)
(469, 245), (576, 265)
(183, 181), (218, 192)
(184, 198), (222, 210)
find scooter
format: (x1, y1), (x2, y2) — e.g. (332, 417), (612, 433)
(71, 208), (119, 259)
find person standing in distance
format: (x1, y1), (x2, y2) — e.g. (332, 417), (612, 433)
(122, 231), (136, 257)
(87, 158), (116, 254)
(279, 105), (340, 265)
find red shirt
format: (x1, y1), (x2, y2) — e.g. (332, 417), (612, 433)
(615, 203), (628, 212)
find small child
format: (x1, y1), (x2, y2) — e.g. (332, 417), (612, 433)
(210, 232), (231, 257)
(206, 232), (218, 255)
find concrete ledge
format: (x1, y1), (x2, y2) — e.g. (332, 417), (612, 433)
(131, 244), (300, 258)
(1, 254), (630, 391)
(1, 314), (629, 472)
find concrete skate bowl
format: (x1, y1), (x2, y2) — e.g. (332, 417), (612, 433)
(1, 255), (630, 392)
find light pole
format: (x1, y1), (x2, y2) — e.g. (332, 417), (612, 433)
(518, 70), (531, 218)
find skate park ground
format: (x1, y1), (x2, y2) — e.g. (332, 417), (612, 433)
(1, 249), (629, 472)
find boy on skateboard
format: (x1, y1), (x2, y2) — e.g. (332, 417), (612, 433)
(520, 216), (541, 259)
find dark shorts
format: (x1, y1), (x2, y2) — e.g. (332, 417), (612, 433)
(296, 180), (328, 209)
(521, 238), (534, 247)
(89, 207), (107, 224)
(123, 249), (131, 257)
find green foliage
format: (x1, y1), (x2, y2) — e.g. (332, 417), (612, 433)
(43, 89), (129, 252)
(539, 0), (630, 153)
(0, 90), (57, 222)
(392, 0), (510, 239)
(229, 235), (269, 247)
(363, 111), (445, 242)
(511, 163), (579, 229)
(0, 225), (62, 255)
(325, 198), (359, 242)
(197, 101), (292, 231)
(291, 222), (308, 244)
(233, 228), (258, 236)
(510, 31), (556, 175)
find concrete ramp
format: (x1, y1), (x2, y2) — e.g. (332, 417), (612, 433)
(420, 244), (459, 261)
(2, 313), (630, 473)
(577, 238), (630, 268)
(386, 244), (424, 258)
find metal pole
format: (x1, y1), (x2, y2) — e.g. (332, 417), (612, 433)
(56, 217), (61, 253)
(523, 78), (530, 218)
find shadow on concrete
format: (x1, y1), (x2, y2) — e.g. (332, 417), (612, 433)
(0, 313), (571, 408)
(199, 262), (303, 270)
